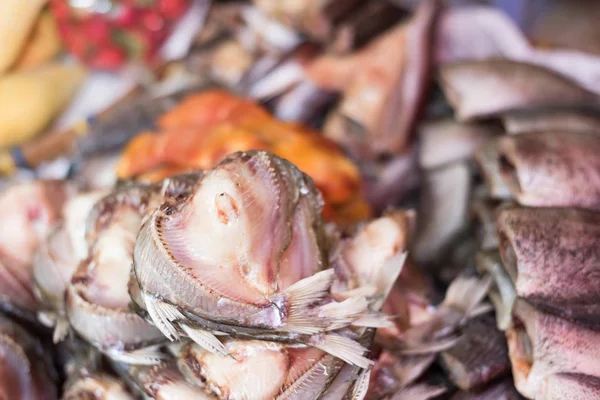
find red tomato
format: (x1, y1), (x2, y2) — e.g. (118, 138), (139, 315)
(141, 9), (165, 32)
(90, 45), (126, 69)
(157, 0), (189, 20)
(115, 4), (139, 27)
(83, 16), (111, 45)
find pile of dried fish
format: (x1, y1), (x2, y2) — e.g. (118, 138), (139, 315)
(3, 0), (600, 399)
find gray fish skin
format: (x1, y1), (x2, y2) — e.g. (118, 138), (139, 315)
(503, 109), (600, 135)
(537, 373), (600, 400)
(418, 119), (500, 170)
(439, 60), (600, 121)
(412, 162), (471, 266)
(449, 378), (524, 400)
(506, 300), (600, 399)
(497, 207), (600, 327)
(439, 315), (510, 391)
(492, 132), (600, 209)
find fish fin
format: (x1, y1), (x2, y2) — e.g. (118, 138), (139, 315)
(350, 367), (371, 400)
(143, 293), (183, 341)
(444, 274), (492, 316)
(467, 302), (494, 319)
(391, 384), (447, 400)
(333, 285), (379, 300)
(351, 313), (396, 329)
(180, 324), (230, 357)
(376, 251), (408, 304)
(393, 354), (436, 387)
(319, 297), (369, 331)
(310, 334), (373, 369)
(106, 345), (166, 365)
(282, 269), (335, 334)
(53, 316), (70, 343)
(400, 336), (459, 355)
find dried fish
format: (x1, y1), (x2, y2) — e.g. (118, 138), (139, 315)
(66, 182), (174, 362)
(507, 300), (600, 399)
(0, 180), (75, 319)
(0, 315), (58, 400)
(439, 60), (600, 121)
(439, 315), (510, 391)
(497, 207), (600, 327)
(323, 0), (437, 158)
(490, 132), (600, 209)
(434, 4), (600, 94)
(133, 151), (391, 367)
(332, 209), (414, 304)
(412, 162), (472, 266)
(417, 119), (500, 170)
(401, 273), (492, 354)
(34, 190), (107, 342)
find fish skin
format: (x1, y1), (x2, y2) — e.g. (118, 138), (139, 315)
(507, 300), (600, 399)
(503, 109), (600, 135)
(492, 132), (600, 209)
(0, 180), (76, 318)
(412, 162), (471, 266)
(537, 373), (600, 400)
(417, 119), (500, 170)
(497, 207), (600, 327)
(439, 314), (510, 391)
(439, 60), (600, 121)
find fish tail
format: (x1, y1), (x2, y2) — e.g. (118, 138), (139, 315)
(309, 333), (373, 369)
(444, 274), (493, 317)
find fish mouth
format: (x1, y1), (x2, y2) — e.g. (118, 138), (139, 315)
(507, 316), (534, 384)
